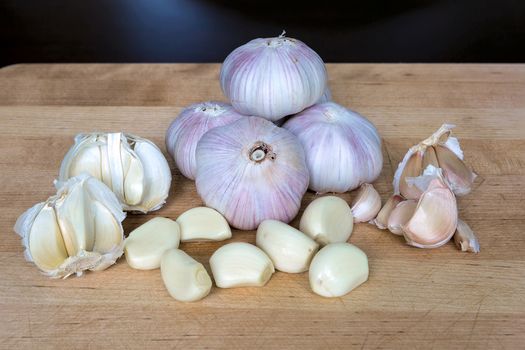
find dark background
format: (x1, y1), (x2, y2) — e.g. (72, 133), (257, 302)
(1, 0), (525, 68)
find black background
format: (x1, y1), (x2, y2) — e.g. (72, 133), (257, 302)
(1, 0), (525, 67)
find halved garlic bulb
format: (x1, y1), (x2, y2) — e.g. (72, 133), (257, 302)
(209, 242), (274, 288)
(299, 196), (354, 245)
(14, 174), (125, 278)
(176, 207), (231, 242)
(454, 219), (480, 253)
(351, 183), (382, 223)
(195, 116), (309, 230)
(283, 102), (382, 193)
(57, 132), (171, 213)
(371, 194), (403, 230)
(165, 101), (245, 180)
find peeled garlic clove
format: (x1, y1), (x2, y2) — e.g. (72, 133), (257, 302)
(256, 219), (319, 273)
(176, 207), (231, 242)
(387, 200), (417, 235)
(124, 217), (180, 270)
(371, 194), (403, 230)
(309, 243), (369, 298)
(434, 145), (476, 196)
(403, 178), (458, 248)
(398, 151), (424, 200)
(454, 219), (480, 253)
(161, 249), (212, 302)
(351, 183), (382, 223)
(209, 242), (274, 288)
(300, 196), (354, 245)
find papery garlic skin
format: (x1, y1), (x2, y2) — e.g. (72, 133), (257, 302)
(283, 102), (382, 193)
(454, 219), (480, 253)
(351, 184), (382, 223)
(14, 174), (125, 278)
(195, 116), (309, 230)
(256, 220), (319, 273)
(176, 207), (231, 242)
(371, 195), (403, 230)
(209, 242), (275, 288)
(57, 132), (171, 213)
(165, 101), (245, 180)
(220, 33), (327, 121)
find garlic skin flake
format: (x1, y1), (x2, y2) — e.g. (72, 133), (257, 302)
(220, 33), (327, 121)
(371, 194), (403, 230)
(209, 242), (275, 288)
(256, 220), (319, 273)
(176, 207), (231, 242)
(300, 196), (354, 245)
(165, 101), (245, 180)
(161, 249), (212, 302)
(309, 243), (369, 298)
(351, 183), (382, 223)
(196, 116), (309, 230)
(14, 175), (125, 278)
(124, 217), (180, 270)
(57, 132), (171, 213)
(283, 102), (382, 193)
(454, 219), (480, 253)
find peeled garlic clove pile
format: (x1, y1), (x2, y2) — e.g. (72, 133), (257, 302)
(196, 116), (309, 230)
(454, 219), (480, 253)
(165, 101), (245, 180)
(371, 194), (403, 230)
(176, 207), (231, 242)
(57, 132), (171, 213)
(256, 220), (319, 273)
(300, 196), (354, 245)
(387, 200), (417, 235)
(161, 249), (212, 302)
(209, 242), (275, 288)
(351, 183), (382, 223)
(124, 217), (180, 270)
(309, 243), (369, 298)
(14, 174), (125, 278)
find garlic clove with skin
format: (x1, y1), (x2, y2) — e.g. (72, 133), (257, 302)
(398, 151), (424, 200)
(434, 145), (477, 196)
(176, 207), (231, 242)
(371, 194), (403, 230)
(454, 219), (480, 253)
(387, 200), (417, 235)
(351, 183), (382, 223)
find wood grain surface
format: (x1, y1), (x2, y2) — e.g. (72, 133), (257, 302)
(0, 63), (524, 349)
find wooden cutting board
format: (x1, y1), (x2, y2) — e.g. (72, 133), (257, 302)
(0, 63), (524, 349)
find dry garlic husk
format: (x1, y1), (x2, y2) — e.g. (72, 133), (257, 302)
(165, 101), (245, 180)
(256, 219), (319, 273)
(283, 102), (382, 193)
(57, 132), (171, 213)
(220, 32), (327, 121)
(454, 219), (480, 253)
(14, 174), (125, 278)
(210, 242), (275, 288)
(371, 194), (403, 230)
(393, 124), (476, 199)
(195, 116), (309, 230)
(176, 207), (231, 242)
(351, 183), (382, 223)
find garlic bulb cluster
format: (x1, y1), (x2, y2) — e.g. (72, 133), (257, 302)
(57, 132), (171, 213)
(283, 102), (382, 193)
(220, 32), (327, 121)
(195, 116), (309, 230)
(14, 174), (125, 278)
(393, 124), (476, 199)
(165, 101), (245, 180)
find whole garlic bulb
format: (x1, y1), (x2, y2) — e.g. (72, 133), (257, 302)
(195, 116), (309, 230)
(220, 32), (327, 121)
(283, 102), (382, 193)
(14, 174), (125, 278)
(57, 132), (171, 213)
(165, 101), (245, 180)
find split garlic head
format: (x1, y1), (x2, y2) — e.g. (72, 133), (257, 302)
(165, 101), (245, 180)
(57, 132), (171, 213)
(220, 33), (327, 121)
(14, 175), (125, 278)
(283, 102), (383, 193)
(195, 116), (309, 230)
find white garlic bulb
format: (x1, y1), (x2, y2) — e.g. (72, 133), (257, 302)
(195, 116), (309, 230)
(220, 32), (327, 121)
(165, 101), (245, 180)
(14, 174), (125, 278)
(57, 132), (171, 213)
(283, 102), (382, 193)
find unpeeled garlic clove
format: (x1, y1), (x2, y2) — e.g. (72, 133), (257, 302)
(124, 217), (180, 270)
(454, 219), (480, 253)
(309, 243), (369, 298)
(256, 219), (319, 273)
(351, 183), (382, 223)
(209, 242), (274, 288)
(387, 200), (417, 235)
(434, 145), (476, 196)
(398, 151), (424, 200)
(371, 195), (403, 230)
(161, 249), (212, 302)
(299, 196), (353, 245)
(176, 207), (231, 242)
